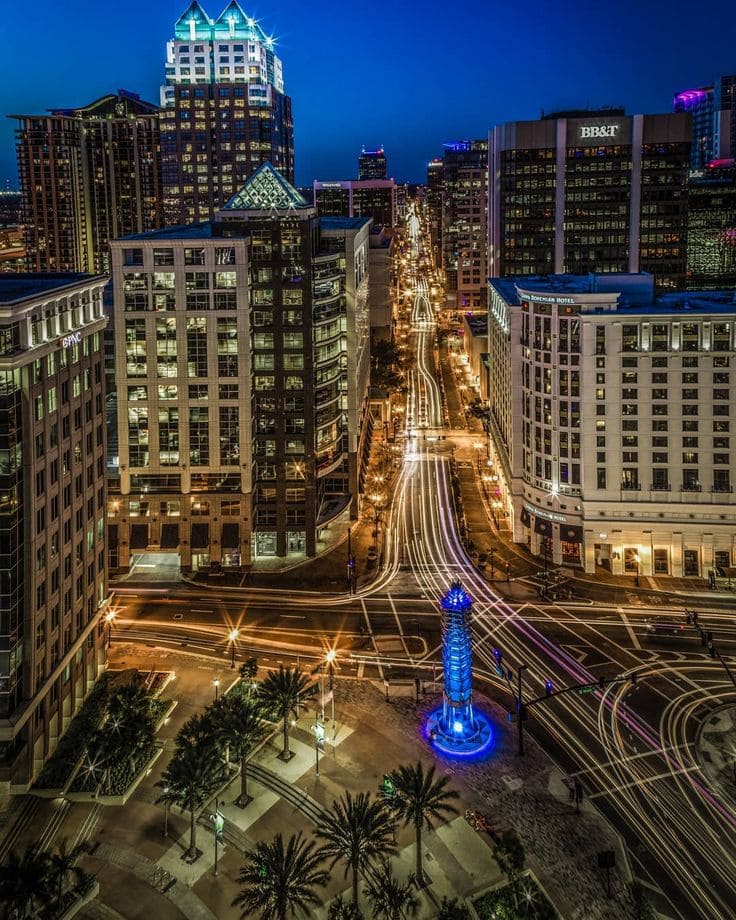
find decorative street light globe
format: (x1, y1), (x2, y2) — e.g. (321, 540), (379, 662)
(426, 581), (493, 758)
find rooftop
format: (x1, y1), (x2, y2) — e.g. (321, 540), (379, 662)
(464, 313), (488, 336)
(490, 273), (736, 315)
(321, 216), (370, 231)
(223, 162), (311, 212)
(121, 222), (214, 241)
(0, 273), (102, 304)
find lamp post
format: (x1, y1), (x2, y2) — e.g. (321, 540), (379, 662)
(228, 628), (239, 668)
(104, 610), (117, 650)
(163, 786), (170, 837)
(370, 493), (384, 547)
(213, 677), (220, 702)
(473, 442), (483, 472)
(325, 649), (337, 742)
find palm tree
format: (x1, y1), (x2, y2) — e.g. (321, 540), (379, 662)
(327, 896), (363, 920)
(0, 846), (55, 919)
(215, 695), (264, 807)
(492, 829), (525, 910)
(257, 665), (310, 761)
(156, 738), (228, 861)
(49, 839), (90, 907)
(232, 832), (328, 920)
(364, 862), (418, 920)
(177, 711), (216, 749)
(316, 791), (396, 905)
(388, 761), (459, 887)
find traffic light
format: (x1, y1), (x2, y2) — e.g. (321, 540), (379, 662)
(629, 672), (638, 685)
(708, 642), (716, 659)
(693, 611), (699, 626)
(493, 647), (503, 663)
(701, 630), (707, 646)
(685, 612), (692, 625)
(545, 679), (554, 696)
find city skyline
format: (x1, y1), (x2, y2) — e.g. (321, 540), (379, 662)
(2, 0), (735, 188)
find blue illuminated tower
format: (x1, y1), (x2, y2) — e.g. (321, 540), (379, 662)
(427, 582), (492, 757)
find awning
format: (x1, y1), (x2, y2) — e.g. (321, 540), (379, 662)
(160, 523), (180, 549)
(191, 523), (210, 549)
(130, 524), (149, 549)
(534, 517), (554, 537)
(520, 507), (531, 527)
(561, 524), (583, 544)
(221, 522), (239, 549)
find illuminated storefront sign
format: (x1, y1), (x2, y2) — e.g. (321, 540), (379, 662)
(521, 293), (576, 306)
(523, 502), (567, 523)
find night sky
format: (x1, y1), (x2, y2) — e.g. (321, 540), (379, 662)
(1, 0), (735, 188)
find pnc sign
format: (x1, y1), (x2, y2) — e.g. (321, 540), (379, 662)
(579, 124), (620, 140)
(61, 331), (82, 349)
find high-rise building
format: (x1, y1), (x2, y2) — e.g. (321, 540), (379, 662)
(109, 163), (371, 571)
(12, 92), (162, 274)
(441, 141), (488, 310)
(487, 272), (736, 578)
(687, 162), (736, 290)
(674, 76), (736, 171)
(313, 179), (397, 228)
(161, 1), (294, 225)
(358, 147), (387, 180)
(426, 158), (443, 269)
(0, 273), (109, 789)
(488, 110), (691, 290)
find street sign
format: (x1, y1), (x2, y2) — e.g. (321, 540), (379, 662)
(382, 775), (396, 798)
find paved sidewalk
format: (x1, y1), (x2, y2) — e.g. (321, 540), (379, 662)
(697, 704), (736, 807)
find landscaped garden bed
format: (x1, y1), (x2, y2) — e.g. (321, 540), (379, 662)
(471, 873), (558, 919)
(35, 674), (111, 791)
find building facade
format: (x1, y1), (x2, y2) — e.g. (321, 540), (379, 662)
(110, 164), (370, 572)
(488, 111), (691, 290)
(441, 141), (488, 311)
(487, 273), (736, 578)
(674, 76), (735, 171)
(0, 274), (108, 790)
(426, 158), (444, 270)
(13, 92), (162, 274)
(358, 148), (387, 180)
(161, 1), (294, 225)
(687, 162), (736, 290)
(313, 179), (397, 228)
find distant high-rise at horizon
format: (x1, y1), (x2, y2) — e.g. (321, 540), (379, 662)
(674, 75), (735, 171)
(358, 147), (387, 180)
(160, 0), (294, 225)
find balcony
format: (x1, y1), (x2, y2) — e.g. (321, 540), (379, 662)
(680, 483), (701, 493)
(620, 482), (641, 491)
(650, 483), (671, 491)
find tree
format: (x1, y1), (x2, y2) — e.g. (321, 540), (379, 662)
(328, 895), (364, 920)
(364, 862), (418, 920)
(239, 657), (259, 687)
(492, 829), (525, 910)
(316, 791), (396, 905)
(436, 896), (471, 920)
(176, 711), (217, 750)
(156, 738), (228, 861)
(215, 695), (264, 807)
(0, 846), (55, 919)
(258, 665), (311, 761)
(232, 832), (328, 920)
(388, 761), (459, 887)
(49, 839), (91, 907)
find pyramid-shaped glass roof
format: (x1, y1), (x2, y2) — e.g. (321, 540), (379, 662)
(214, 1), (268, 42)
(174, 1), (212, 40)
(222, 162), (311, 212)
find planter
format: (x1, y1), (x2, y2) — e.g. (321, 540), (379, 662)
(469, 870), (560, 920)
(67, 745), (164, 805)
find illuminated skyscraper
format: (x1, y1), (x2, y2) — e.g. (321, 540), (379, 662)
(358, 147), (387, 180)
(13, 92), (162, 273)
(674, 76), (736, 172)
(161, 1), (294, 225)
(488, 110), (691, 290)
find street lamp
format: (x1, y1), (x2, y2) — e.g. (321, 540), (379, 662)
(163, 785), (170, 837)
(473, 442), (483, 472)
(370, 493), (384, 545)
(213, 677), (220, 702)
(325, 649), (337, 742)
(228, 628), (239, 668)
(104, 610), (117, 650)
